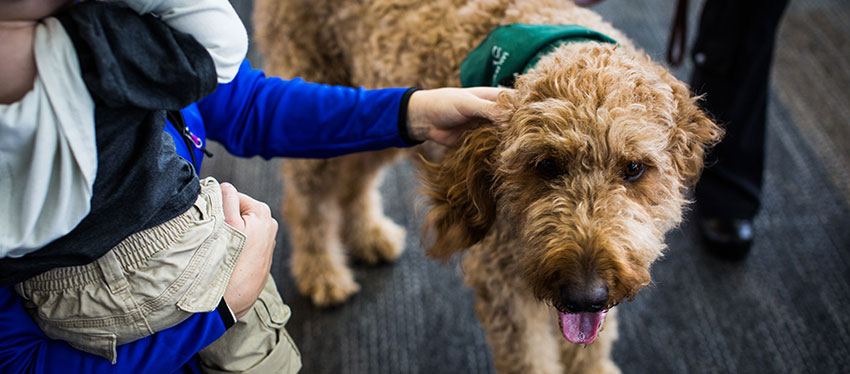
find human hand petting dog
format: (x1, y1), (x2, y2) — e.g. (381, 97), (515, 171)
(406, 87), (505, 146)
(220, 182), (278, 319)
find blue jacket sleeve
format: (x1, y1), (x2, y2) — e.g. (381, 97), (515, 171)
(0, 287), (225, 374)
(197, 60), (416, 159)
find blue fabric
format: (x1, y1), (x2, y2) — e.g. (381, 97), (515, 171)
(197, 60), (410, 160)
(164, 102), (207, 171)
(0, 287), (224, 374)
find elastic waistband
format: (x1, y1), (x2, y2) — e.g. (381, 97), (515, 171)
(21, 178), (223, 291)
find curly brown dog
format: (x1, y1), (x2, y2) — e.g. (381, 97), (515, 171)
(254, 0), (721, 372)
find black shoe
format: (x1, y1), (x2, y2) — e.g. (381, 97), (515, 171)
(697, 217), (754, 261)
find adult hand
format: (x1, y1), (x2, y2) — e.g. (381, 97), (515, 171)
(220, 182), (278, 319)
(405, 87), (505, 146)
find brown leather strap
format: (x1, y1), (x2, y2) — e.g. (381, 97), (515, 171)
(666, 0), (689, 66)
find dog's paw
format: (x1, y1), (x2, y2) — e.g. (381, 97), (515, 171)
(344, 216), (406, 264)
(294, 265), (361, 307)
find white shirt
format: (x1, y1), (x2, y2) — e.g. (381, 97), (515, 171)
(119, 0), (248, 83)
(0, 18), (97, 258)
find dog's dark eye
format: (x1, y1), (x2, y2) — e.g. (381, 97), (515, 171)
(535, 158), (564, 180)
(623, 161), (646, 181)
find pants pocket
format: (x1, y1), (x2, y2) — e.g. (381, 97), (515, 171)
(198, 277), (302, 374)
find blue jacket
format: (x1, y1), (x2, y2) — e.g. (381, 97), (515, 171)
(168, 60), (413, 168)
(1, 60), (413, 373)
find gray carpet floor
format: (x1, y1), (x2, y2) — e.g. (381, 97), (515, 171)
(203, 1), (850, 372)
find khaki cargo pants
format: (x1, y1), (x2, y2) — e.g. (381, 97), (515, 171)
(199, 276), (302, 374)
(15, 177), (301, 372)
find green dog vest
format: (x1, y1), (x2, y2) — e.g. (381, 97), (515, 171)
(460, 24), (618, 88)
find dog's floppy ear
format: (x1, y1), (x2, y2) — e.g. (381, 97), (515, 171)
(665, 74), (724, 187)
(418, 126), (500, 260)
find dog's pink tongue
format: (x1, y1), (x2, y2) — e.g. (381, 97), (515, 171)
(558, 310), (607, 344)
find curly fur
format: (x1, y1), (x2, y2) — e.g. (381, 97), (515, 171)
(422, 42), (722, 307)
(254, 0), (722, 372)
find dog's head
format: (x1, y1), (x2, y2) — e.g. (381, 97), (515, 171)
(420, 43), (722, 344)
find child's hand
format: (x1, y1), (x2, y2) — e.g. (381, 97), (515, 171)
(220, 182), (278, 319)
(405, 87), (506, 146)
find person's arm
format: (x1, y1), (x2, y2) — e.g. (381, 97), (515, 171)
(57, 1), (217, 110)
(198, 60), (502, 159)
(198, 60), (414, 159)
(115, 0), (248, 83)
(0, 287), (226, 374)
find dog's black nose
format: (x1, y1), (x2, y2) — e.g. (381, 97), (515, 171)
(560, 275), (609, 313)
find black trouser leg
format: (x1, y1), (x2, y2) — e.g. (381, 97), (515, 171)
(691, 0), (789, 219)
